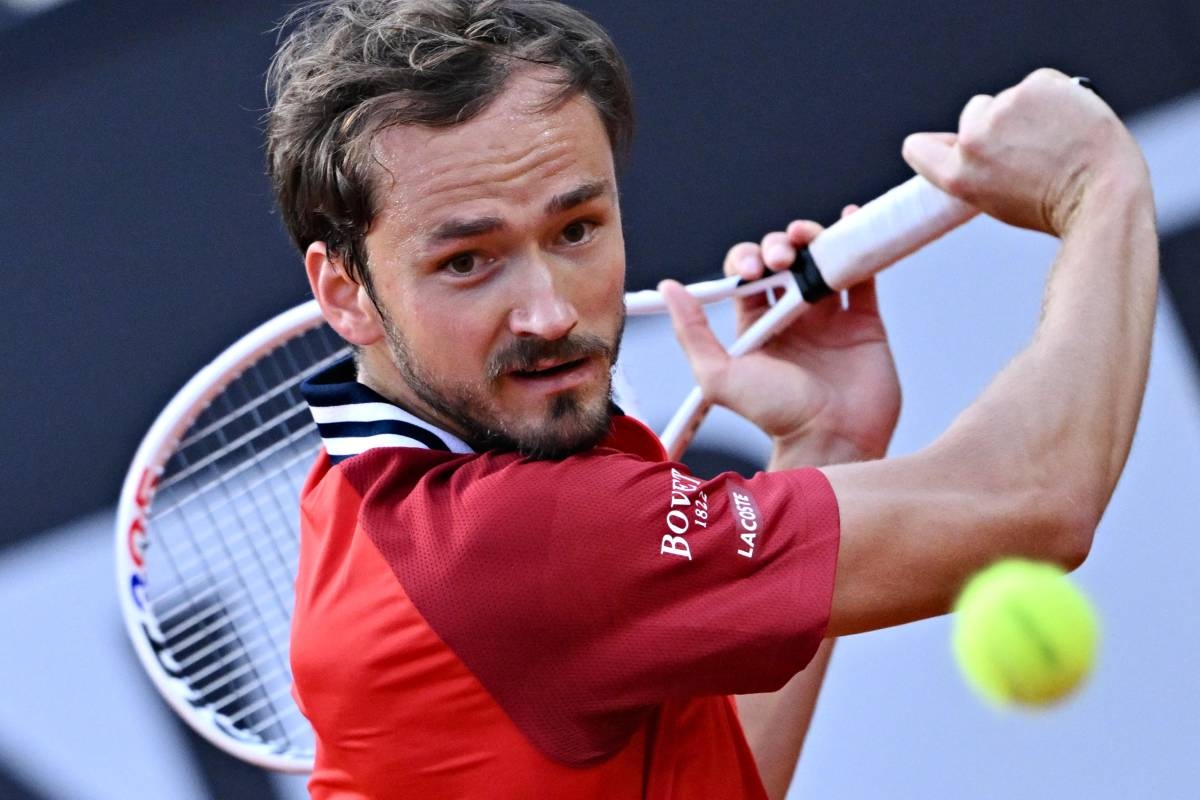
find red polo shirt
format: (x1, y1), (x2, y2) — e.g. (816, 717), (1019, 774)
(291, 360), (840, 798)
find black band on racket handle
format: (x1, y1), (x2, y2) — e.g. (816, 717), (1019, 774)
(1072, 76), (1097, 94)
(792, 247), (835, 304)
(735, 248), (834, 305)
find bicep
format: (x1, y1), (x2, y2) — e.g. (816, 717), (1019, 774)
(821, 443), (1062, 637)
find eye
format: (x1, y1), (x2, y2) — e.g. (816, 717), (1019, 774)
(559, 220), (597, 246)
(442, 252), (482, 276)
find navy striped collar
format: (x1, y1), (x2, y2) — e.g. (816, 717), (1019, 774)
(302, 357), (475, 464)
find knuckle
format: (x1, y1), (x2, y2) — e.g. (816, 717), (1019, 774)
(941, 172), (973, 201)
(727, 241), (757, 259)
(963, 93), (991, 115)
(787, 219), (823, 243)
(1030, 67), (1063, 83)
(990, 89), (1016, 115)
(957, 129), (984, 158)
(724, 243), (760, 277)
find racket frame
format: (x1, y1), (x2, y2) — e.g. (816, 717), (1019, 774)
(115, 300), (328, 773)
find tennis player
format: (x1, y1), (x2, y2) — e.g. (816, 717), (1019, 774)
(267, 2), (1156, 798)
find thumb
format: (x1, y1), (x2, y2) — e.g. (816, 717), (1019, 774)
(659, 279), (730, 393)
(901, 131), (960, 192)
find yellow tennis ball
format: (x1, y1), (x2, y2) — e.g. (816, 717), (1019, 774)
(952, 559), (1099, 707)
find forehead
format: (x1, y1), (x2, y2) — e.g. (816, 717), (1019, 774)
(367, 74), (616, 240)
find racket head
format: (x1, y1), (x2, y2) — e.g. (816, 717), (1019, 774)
(115, 299), (345, 773)
(112, 297), (648, 774)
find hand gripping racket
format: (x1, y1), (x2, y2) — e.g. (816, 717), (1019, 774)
(115, 174), (975, 772)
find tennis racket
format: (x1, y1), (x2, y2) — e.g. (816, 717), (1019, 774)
(115, 174), (976, 772)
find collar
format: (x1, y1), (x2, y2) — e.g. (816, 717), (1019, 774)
(301, 357), (666, 465)
(302, 357), (475, 464)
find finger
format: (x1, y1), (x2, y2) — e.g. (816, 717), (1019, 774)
(958, 93), (993, 134)
(901, 130), (964, 195)
(784, 219), (823, 249)
(725, 242), (771, 331)
(724, 242), (762, 280)
(1023, 66), (1071, 88)
(761, 231), (796, 271)
(846, 275), (879, 315)
(841, 203), (860, 219)
(659, 279), (730, 392)
(918, 132), (957, 147)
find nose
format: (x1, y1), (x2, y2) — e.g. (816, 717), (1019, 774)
(507, 258), (578, 340)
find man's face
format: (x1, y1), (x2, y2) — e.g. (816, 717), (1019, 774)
(358, 74), (627, 458)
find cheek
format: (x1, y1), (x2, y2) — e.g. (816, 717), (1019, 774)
(581, 241), (626, 318)
(397, 298), (497, 372)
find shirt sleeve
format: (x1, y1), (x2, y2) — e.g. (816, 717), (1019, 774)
(340, 445), (840, 766)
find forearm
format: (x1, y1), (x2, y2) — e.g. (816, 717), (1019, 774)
(1000, 172), (1156, 508)
(736, 640), (835, 800)
(739, 440), (880, 799)
(942, 166), (1157, 544)
(825, 160), (1157, 635)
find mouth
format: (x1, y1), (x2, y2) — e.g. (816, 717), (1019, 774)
(512, 358), (588, 378)
(506, 356), (598, 393)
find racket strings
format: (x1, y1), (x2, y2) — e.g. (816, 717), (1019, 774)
(142, 324), (349, 759)
(152, 432), (310, 596)
(156, 396), (315, 496)
(178, 623), (296, 698)
(152, 433), (304, 745)
(201, 387), (305, 631)
(153, 523), (299, 638)
(170, 390), (300, 665)
(246, 357), (316, 576)
(159, 594), (290, 669)
(174, 346), (347, 453)
(150, 439), (317, 617)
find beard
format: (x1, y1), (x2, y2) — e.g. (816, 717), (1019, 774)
(380, 311), (625, 460)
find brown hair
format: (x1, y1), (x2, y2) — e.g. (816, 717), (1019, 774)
(266, 0), (633, 285)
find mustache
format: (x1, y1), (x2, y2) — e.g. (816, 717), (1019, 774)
(487, 333), (617, 380)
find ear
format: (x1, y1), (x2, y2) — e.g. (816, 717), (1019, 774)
(306, 241), (384, 346)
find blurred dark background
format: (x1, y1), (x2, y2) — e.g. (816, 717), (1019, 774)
(2, 2), (1199, 799)
(3, 0), (1198, 542)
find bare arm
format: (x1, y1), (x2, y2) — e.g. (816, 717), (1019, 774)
(737, 434), (874, 799)
(824, 71), (1157, 635)
(666, 70), (1155, 637)
(665, 68), (1154, 790)
(704, 207), (899, 798)
(736, 639), (835, 799)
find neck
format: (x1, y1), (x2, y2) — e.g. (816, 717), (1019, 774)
(354, 345), (473, 442)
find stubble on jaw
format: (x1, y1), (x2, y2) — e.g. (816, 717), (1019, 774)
(379, 312), (625, 460)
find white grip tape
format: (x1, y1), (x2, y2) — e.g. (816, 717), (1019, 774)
(808, 175), (977, 290)
(629, 174), (977, 461)
(622, 177), (974, 317)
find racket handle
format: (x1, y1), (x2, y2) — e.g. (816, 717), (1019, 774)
(807, 175), (977, 291)
(659, 176), (976, 461)
(661, 386), (710, 461)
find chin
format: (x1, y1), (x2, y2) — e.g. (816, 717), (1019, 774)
(508, 389), (613, 460)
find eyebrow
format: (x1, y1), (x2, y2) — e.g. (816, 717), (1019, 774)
(425, 180), (612, 244)
(428, 215), (505, 242)
(543, 179), (611, 216)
